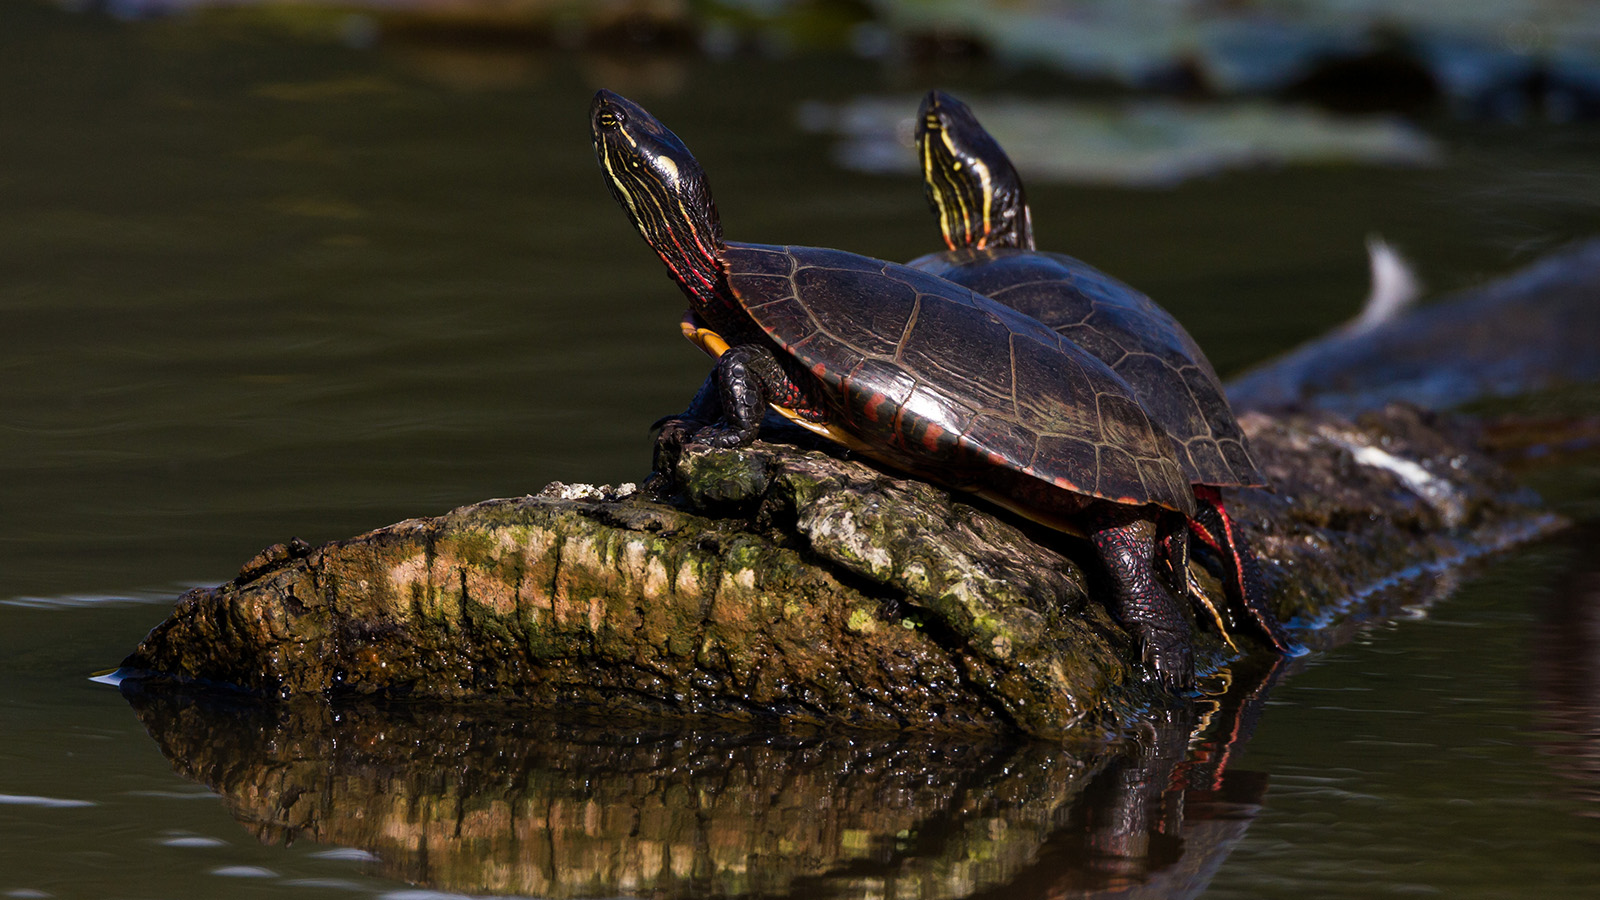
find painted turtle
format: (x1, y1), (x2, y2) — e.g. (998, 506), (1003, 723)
(908, 90), (1301, 656)
(591, 89), (1205, 688)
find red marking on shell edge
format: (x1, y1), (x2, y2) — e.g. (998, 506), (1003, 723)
(922, 424), (945, 452)
(864, 392), (887, 423)
(811, 362), (828, 378)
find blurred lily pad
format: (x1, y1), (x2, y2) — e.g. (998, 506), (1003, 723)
(875, 0), (1600, 112)
(799, 95), (1440, 187)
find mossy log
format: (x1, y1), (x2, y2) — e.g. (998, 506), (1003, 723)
(118, 402), (1559, 738)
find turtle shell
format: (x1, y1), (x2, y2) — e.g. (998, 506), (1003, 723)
(908, 248), (1262, 489)
(721, 242), (1195, 517)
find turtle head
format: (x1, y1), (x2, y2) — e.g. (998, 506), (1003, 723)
(592, 89), (725, 304)
(917, 90), (1034, 252)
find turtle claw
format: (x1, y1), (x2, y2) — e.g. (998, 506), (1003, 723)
(651, 416), (704, 477)
(654, 416), (701, 446)
(1141, 628), (1195, 693)
(651, 417), (761, 479)
(687, 424), (758, 450)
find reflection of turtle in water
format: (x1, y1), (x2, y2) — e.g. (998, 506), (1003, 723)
(908, 90), (1302, 657)
(1004, 657), (1287, 898)
(592, 89), (1208, 687)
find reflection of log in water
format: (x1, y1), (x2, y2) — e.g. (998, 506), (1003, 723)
(1535, 526), (1600, 817)
(123, 661), (1281, 899)
(126, 689), (1097, 897)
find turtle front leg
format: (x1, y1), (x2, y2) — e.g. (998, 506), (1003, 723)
(1088, 507), (1195, 692)
(688, 343), (815, 449)
(654, 343), (820, 481)
(694, 344), (771, 447)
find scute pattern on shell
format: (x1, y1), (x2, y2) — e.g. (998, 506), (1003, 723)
(908, 247), (1262, 489)
(722, 242), (1196, 515)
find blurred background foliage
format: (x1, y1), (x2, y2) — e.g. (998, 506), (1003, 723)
(70, 0), (1600, 123)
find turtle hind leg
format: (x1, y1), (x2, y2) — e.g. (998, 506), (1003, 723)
(1088, 507), (1195, 692)
(1190, 487), (1308, 657)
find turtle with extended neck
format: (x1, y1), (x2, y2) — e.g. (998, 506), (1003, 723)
(906, 90), (1301, 657)
(592, 88), (1207, 688)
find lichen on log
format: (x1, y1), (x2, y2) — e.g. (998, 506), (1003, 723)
(117, 400), (1560, 738)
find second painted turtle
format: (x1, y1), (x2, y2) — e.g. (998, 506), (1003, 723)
(908, 90), (1300, 656)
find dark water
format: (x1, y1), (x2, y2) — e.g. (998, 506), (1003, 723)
(3, 3), (1600, 897)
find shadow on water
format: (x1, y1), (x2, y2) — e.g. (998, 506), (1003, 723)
(122, 659), (1286, 899)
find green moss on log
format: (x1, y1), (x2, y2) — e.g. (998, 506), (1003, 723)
(120, 405), (1561, 737)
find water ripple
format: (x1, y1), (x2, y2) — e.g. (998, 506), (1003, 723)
(211, 866), (277, 878)
(310, 848), (380, 863)
(160, 836), (227, 848)
(2, 586), (199, 609)
(0, 793), (95, 808)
